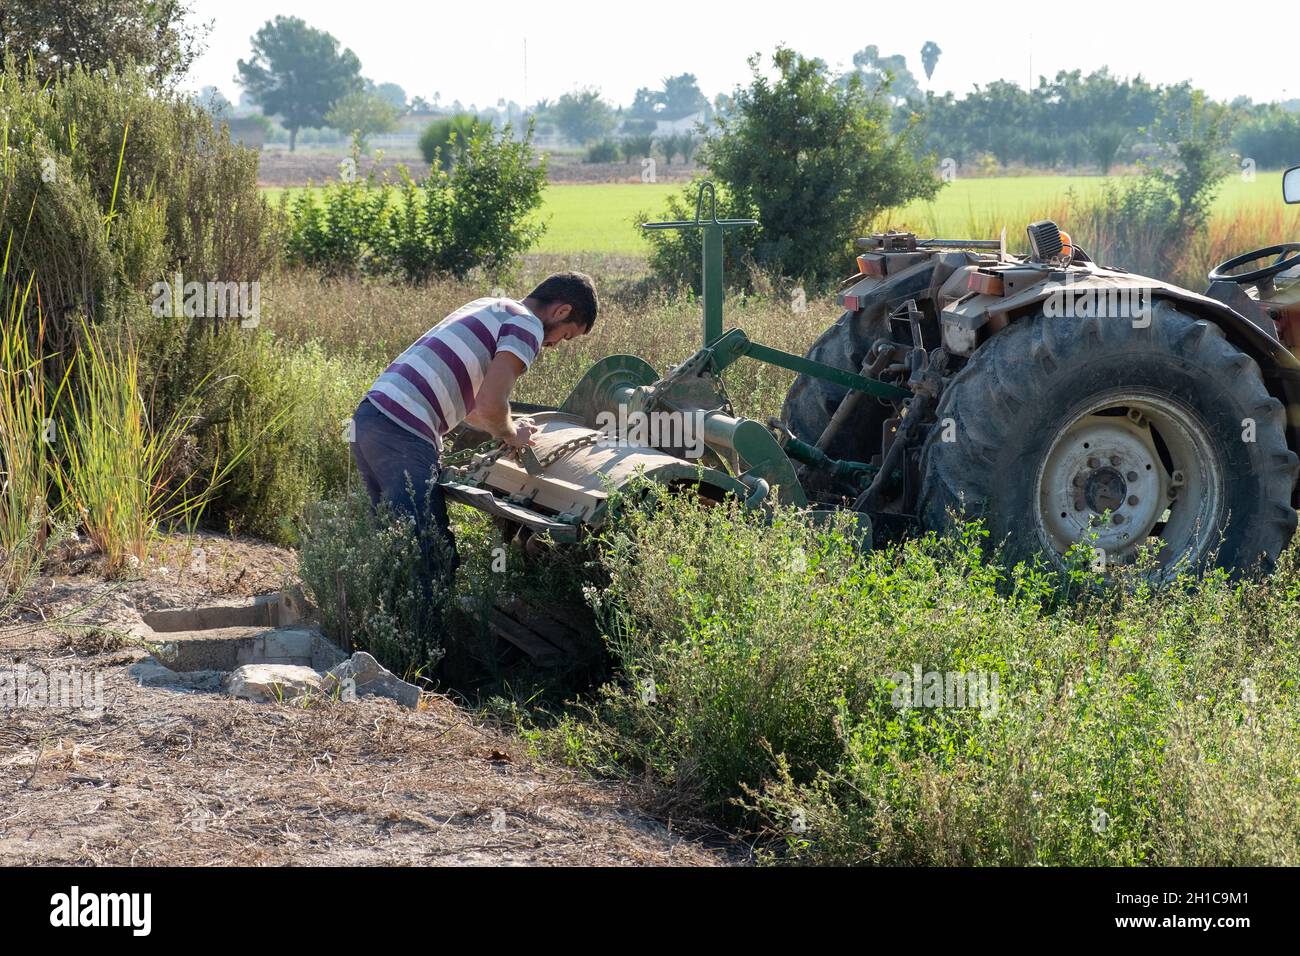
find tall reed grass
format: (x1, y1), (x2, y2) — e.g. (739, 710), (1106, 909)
(0, 267), (68, 593)
(53, 321), (250, 576)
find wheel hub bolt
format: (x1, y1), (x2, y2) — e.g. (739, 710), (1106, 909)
(1087, 457), (1100, 469)
(1074, 498), (1086, 512)
(1126, 470), (1138, 482)
(1112, 513), (1125, 525)
(1127, 495), (1139, 506)
(1110, 455), (1122, 467)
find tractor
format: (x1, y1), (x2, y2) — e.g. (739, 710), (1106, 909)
(441, 167), (1300, 579)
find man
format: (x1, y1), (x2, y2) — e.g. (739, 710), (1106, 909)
(350, 271), (598, 581)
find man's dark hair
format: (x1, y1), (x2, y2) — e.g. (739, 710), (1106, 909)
(527, 271), (599, 331)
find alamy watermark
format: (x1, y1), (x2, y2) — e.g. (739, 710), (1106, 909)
(49, 886), (150, 936)
(2, 665), (104, 714)
(889, 664), (1000, 717)
(594, 407), (706, 459)
(150, 272), (260, 329)
(1042, 273), (1153, 327)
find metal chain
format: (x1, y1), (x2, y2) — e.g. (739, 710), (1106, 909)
(445, 429), (604, 478)
(533, 430), (602, 469)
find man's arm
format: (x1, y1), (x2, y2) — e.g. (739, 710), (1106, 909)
(465, 352), (538, 448)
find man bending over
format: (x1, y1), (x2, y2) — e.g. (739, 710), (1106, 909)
(350, 271), (598, 581)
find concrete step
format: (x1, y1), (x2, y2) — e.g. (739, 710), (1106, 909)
(147, 624), (347, 673)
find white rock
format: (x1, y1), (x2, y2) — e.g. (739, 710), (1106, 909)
(321, 651), (421, 709)
(129, 659), (227, 693)
(226, 663), (323, 703)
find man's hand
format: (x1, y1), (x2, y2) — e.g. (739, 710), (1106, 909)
(464, 352), (528, 442)
(501, 417), (539, 449)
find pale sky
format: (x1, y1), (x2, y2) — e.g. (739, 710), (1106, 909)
(185, 1), (1294, 109)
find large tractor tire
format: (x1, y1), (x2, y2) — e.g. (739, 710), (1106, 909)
(781, 309), (893, 496)
(918, 303), (1299, 576)
(782, 254), (971, 481)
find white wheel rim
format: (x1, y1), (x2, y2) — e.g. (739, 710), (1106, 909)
(1034, 391), (1223, 572)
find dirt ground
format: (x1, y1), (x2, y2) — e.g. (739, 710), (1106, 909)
(255, 148), (699, 187)
(0, 534), (737, 866)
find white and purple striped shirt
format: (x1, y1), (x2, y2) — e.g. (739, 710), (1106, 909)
(366, 297), (544, 448)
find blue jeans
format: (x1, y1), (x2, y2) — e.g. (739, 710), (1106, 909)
(350, 399), (459, 583)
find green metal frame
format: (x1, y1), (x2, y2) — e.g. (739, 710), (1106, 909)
(641, 181), (753, 346)
(642, 182), (910, 401)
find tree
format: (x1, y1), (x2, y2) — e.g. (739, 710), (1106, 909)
(1233, 105), (1300, 169)
(326, 90), (399, 151)
(372, 81), (407, 111)
(920, 41), (942, 82)
(1151, 91), (1232, 236)
(844, 45), (922, 106)
(629, 87), (662, 119)
(623, 134), (654, 161)
(1088, 124), (1128, 174)
(648, 47), (940, 288)
(236, 16), (362, 151)
(553, 88), (614, 145)
(0, 0), (208, 87)
(196, 85), (231, 115)
(660, 73), (708, 119)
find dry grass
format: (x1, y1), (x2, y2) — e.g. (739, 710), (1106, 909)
(264, 254), (840, 421)
(0, 534), (738, 866)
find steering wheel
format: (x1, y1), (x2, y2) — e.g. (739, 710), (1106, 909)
(1208, 243), (1300, 285)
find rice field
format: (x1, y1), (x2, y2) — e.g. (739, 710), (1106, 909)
(264, 169), (1296, 257)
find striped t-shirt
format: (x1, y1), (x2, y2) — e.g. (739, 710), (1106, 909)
(366, 297), (544, 448)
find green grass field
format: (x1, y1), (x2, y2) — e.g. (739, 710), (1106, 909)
(884, 171), (1290, 237)
(264, 169), (1293, 256)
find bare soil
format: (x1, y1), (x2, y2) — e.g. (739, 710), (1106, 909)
(255, 148), (699, 187)
(0, 534), (736, 866)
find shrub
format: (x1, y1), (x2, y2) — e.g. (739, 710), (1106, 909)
(281, 164), (391, 278)
(622, 134), (654, 162)
(298, 489), (451, 680)
(202, 336), (373, 544)
(421, 125), (547, 280)
(0, 55), (277, 342)
(550, 493), (1300, 864)
(584, 139), (621, 164)
(130, 310), (375, 546)
(639, 181), (755, 295)
(0, 52), (279, 503)
(284, 124), (547, 282)
(418, 114), (486, 171)
(1064, 93), (1232, 283)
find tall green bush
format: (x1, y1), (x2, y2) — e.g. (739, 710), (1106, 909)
(284, 124), (547, 282)
(0, 52), (280, 453)
(646, 47), (940, 290)
(0, 56), (290, 560)
(129, 311), (375, 545)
